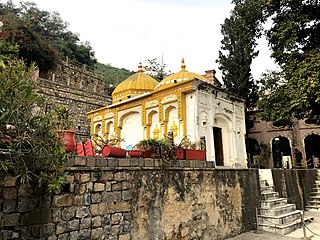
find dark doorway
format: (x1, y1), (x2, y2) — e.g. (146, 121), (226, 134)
(272, 136), (291, 168)
(213, 127), (224, 166)
(304, 134), (320, 168)
(248, 138), (261, 167)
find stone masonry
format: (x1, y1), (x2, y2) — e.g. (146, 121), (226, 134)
(0, 157), (260, 240)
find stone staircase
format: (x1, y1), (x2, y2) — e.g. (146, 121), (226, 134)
(306, 169), (320, 211)
(257, 180), (307, 235)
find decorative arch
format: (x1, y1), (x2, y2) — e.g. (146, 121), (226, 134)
(105, 120), (114, 141)
(164, 105), (178, 138)
(304, 133), (320, 168)
(119, 111), (143, 149)
(271, 136), (292, 168)
(146, 110), (159, 139)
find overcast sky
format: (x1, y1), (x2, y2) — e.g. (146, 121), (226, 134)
(11, 0), (277, 81)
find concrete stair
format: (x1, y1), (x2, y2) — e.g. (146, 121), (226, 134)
(257, 180), (312, 235)
(305, 170), (320, 211)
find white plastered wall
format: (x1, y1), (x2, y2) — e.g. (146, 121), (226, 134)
(120, 112), (143, 149)
(186, 92), (196, 141)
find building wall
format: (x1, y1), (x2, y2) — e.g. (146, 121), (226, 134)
(35, 61), (111, 138)
(248, 112), (320, 168)
(0, 157), (260, 240)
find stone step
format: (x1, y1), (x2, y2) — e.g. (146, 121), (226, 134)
(258, 210), (301, 225)
(260, 185), (274, 193)
(307, 200), (320, 205)
(259, 204), (296, 216)
(308, 195), (320, 200)
(258, 216), (313, 235)
(310, 188), (320, 193)
(260, 198), (288, 208)
(261, 192), (279, 200)
(305, 205), (320, 211)
(260, 180), (268, 187)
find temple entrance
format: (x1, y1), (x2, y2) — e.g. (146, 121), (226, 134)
(213, 127), (224, 166)
(248, 138), (261, 167)
(304, 133), (320, 168)
(272, 136), (291, 168)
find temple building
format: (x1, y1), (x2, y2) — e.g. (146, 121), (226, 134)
(87, 59), (247, 167)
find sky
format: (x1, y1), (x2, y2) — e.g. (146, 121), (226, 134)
(11, 0), (277, 81)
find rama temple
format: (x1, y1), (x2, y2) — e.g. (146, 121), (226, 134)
(87, 59), (247, 167)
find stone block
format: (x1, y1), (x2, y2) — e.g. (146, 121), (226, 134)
(121, 223), (131, 234)
(74, 195), (83, 206)
(98, 202), (107, 215)
(92, 216), (102, 227)
(172, 160), (180, 167)
(100, 172), (114, 181)
(3, 175), (16, 187)
(61, 208), (76, 221)
(107, 202), (131, 213)
(90, 204), (99, 216)
(80, 218), (91, 229)
(115, 172), (126, 181)
(112, 182), (122, 191)
(207, 161), (215, 168)
(93, 183), (105, 192)
(111, 224), (121, 235)
(57, 233), (69, 240)
(189, 160), (196, 168)
(122, 181), (132, 190)
(18, 184), (33, 197)
(40, 223), (55, 238)
(111, 213), (122, 225)
(65, 175), (74, 184)
(65, 157), (75, 166)
(138, 159), (144, 167)
(87, 157), (96, 167)
(56, 222), (66, 235)
(2, 213), (19, 226)
(195, 160), (205, 168)
(2, 187), (17, 199)
(96, 158), (108, 167)
(52, 194), (74, 207)
(119, 234), (131, 240)
(66, 219), (80, 231)
(107, 158), (118, 168)
(80, 173), (91, 183)
(69, 231), (79, 240)
(31, 225), (40, 237)
(130, 158), (139, 166)
(184, 161), (191, 167)
(122, 190), (132, 201)
(87, 182), (93, 192)
(154, 159), (162, 167)
(52, 209), (61, 223)
(118, 158), (130, 167)
(144, 159), (154, 167)
(102, 192), (121, 203)
(91, 227), (103, 240)
(79, 184), (86, 194)
(78, 229), (90, 240)
(83, 193), (91, 206)
(48, 236), (58, 240)
(106, 182), (112, 191)
(3, 200), (16, 213)
(74, 156), (86, 166)
(123, 213), (132, 222)
(91, 193), (102, 203)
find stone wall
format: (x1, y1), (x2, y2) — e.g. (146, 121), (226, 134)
(36, 60), (112, 138)
(272, 169), (317, 209)
(0, 158), (260, 240)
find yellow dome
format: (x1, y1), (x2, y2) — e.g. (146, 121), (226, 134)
(154, 58), (208, 91)
(112, 63), (159, 103)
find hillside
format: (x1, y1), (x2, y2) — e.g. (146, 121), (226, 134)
(95, 62), (134, 86)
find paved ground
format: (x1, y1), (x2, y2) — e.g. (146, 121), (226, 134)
(228, 211), (320, 240)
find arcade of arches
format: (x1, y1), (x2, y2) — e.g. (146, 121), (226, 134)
(248, 112), (320, 169)
(87, 60), (248, 167)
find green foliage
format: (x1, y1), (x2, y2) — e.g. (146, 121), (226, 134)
(53, 105), (73, 130)
(143, 57), (171, 81)
(95, 62), (134, 85)
(138, 138), (173, 159)
(217, 0), (264, 109)
(257, 0), (320, 122)
(0, 41), (67, 189)
(0, 1), (97, 72)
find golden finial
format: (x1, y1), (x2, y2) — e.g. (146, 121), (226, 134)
(181, 58), (186, 70)
(137, 62), (143, 72)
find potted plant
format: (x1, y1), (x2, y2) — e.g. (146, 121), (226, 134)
(130, 138), (173, 159)
(54, 105), (76, 153)
(100, 133), (126, 158)
(178, 136), (206, 161)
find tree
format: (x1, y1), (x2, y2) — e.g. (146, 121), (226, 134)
(0, 1), (97, 72)
(217, 0), (264, 109)
(257, 0), (320, 123)
(0, 40), (67, 190)
(143, 57), (171, 81)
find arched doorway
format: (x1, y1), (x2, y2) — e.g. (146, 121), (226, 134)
(304, 133), (320, 168)
(247, 138), (261, 168)
(120, 112), (143, 149)
(272, 136), (292, 168)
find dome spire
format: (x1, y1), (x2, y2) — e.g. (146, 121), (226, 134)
(137, 62), (143, 73)
(181, 58), (186, 70)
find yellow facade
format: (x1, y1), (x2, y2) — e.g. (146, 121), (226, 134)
(87, 59), (208, 148)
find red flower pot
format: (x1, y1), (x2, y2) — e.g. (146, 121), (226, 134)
(184, 149), (206, 160)
(56, 130), (76, 153)
(128, 149), (152, 158)
(174, 149), (185, 160)
(102, 144), (126, 158)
